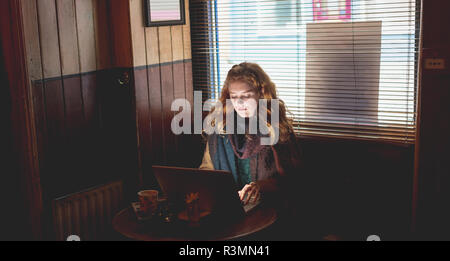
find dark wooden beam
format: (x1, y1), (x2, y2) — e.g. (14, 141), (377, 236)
(0, 0), (43, 240)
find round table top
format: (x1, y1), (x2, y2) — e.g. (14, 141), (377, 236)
(112, 204), (277, 241)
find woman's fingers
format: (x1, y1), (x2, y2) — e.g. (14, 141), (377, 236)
(245, 186), (259, 205)
(239, 184), (251, 201)
(240, 183), (261, 205)
(253, 190), (261, 204)
(252, 183), (261, 204)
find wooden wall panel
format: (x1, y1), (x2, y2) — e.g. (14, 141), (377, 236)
(80, 73), (101, 177)
(36, 0), (61, 78)
(183, 0), (193, 105)
(147, 65), (163, 165)
(81, 73), (99, 127)
(42, 80), (67, 195)
(134, 68), (150, 186)
(56, 0), (80, 75)
(182, 0), (192, 60)
(157, 26), (175, 165)
(63, 77), (84, 135)
(21, 0), (195, 236)
(32, 82), (48, 180)
(63, 76), (85, 188)
(130, 0), (147, 67)
(171, 26), (184, 61)
(109, 0), (132, 68)
(171, 26), (185, 161)
(21, 0), (119, 237)
(1, 0), (45, 239)
(36, 0), (67, 198)
(21, 0), (42, 81)
(75, 0), (97, 73)
(128, 0), (195, 174)
(160, 64), (175, 164)
(158, 27), (173, 64)
(93, 0), (112, 70)
(185, 61), (194, 107)
(173, 62), (186, 103)
(145, 27), (160, 65)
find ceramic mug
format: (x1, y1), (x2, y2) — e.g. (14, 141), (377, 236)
(138, 190), (158, 216)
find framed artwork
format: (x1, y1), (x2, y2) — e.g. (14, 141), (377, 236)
(144, 0), (186, 27)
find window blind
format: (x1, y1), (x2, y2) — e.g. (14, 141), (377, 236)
(190, 0), (420, 144)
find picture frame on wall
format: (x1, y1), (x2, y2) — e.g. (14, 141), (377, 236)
(144, 0), (186, 27)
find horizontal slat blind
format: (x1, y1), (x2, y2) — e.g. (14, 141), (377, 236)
(190, 0), (419, 143)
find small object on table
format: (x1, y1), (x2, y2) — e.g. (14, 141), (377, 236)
(157, 197), (174, 223)
(184, 192), (202, 226)
(132, 196), (174, 223)
(131, 202), (153, 221)
(137, 190), (158, 216)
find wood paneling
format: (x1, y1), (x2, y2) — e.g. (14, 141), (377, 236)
(185, 60), (194, 105)
(21, 0), (121, 239)
(1, 0), (43, 239)
(173, 62), (186, 101)
(81, 73), (99, 126)
(128, 0), (195, 181)
(160, 63), (176, 164)
(109, 0), (132, 68)
(158, 26), (173, 64)
(63, 77), (84, 134)
(130, 0), (147, 67)
(93, 0), (112, 70)
(75, 0), (97, 73)
(42, 80), (66, 189)
(22, 0), (118, 188)
(21, 0), (42, 81)
(36, 0), (61, 78)
(32, 82), (48, 176)
(63, 76), (86, 190)
(183, 0), (193, 105)
(134, 68), (150, 187)
(182, 0), (192, 60)
(56, 0), (79, 75)
(171, 26), (184, 61)
(147, 65), (163, 164)
(19, 0), (194, 237)
(145, 27), (160, 65)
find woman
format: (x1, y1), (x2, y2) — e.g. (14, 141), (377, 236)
(199, 62), (303, 208)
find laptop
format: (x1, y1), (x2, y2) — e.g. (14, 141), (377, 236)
(152, 165), (261, 221)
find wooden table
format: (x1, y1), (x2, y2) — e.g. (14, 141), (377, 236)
(112, 204), (277, 241)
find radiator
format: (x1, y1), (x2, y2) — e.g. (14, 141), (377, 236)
(52, 180), (124, 241)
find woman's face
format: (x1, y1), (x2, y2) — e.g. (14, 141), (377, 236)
(228, 81), (258, 118)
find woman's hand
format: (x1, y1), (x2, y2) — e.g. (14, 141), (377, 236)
(238, 182), (260, 205)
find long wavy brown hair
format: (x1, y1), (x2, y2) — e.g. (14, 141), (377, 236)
(205, 62), (295, 144)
